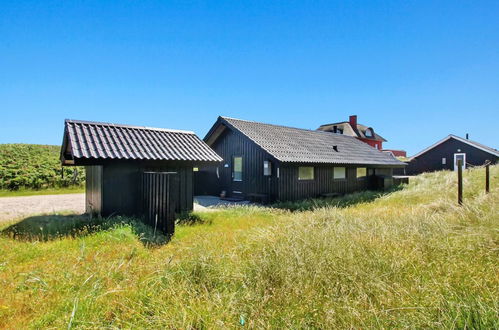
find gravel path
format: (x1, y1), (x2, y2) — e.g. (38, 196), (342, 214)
(0, 193), (85, 223)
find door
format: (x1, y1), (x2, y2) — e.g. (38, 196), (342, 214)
(142, 172), (177, 235)
(231, 156), (244, 199)
(453, 153), (466, 171)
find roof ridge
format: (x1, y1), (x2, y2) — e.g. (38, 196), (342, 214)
(65, 119), (195, 134)
(318, 121), (349, 127)
(448, 134), (498, 152)
(221, 116), (338, 135)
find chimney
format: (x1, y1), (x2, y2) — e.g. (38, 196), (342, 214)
(466, 133), (469, 140)
(349, 115), (357, 127)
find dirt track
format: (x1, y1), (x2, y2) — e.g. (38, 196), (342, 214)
(0, 193), (85, 223)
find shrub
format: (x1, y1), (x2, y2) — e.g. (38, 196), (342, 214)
(0, 144), (85, 190)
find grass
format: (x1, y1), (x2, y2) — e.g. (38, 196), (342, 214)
(0, 165), (498, 328)
(0, 186), (85, 198)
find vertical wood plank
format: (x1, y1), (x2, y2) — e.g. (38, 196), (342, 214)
(458, 159), (463, 205)
(485, 161), (490, 193)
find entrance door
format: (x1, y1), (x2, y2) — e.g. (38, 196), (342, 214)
(453, 153), (466, 171)
(231, 156), (244, 199)
(142, 172), (177, 235)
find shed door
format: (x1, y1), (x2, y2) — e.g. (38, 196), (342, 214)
(142, 172), (177, 235)
(453, 153), (466, 171)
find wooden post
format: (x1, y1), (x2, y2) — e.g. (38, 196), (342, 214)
(485, 161), (490, 193)
(458, 159), (463, 205)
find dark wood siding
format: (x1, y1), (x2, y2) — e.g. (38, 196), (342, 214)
(94, 161), (193, 218)
(85, 166), (102, 214)
(407, 138), (498, 175)
(141, 172), (177, 234)
(277, 164), (370, 201)
(203, 128), (279, 200)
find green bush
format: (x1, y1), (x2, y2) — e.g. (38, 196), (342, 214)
(0, 144), (85, 190)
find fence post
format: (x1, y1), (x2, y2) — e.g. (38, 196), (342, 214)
(485, 161), (490, 193)
(458, 159), (463, 205)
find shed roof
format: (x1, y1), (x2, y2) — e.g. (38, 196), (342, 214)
(61, 119), (222, 164)
(206, 117), (405, 166)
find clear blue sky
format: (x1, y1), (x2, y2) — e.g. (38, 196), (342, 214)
(1, 1), (498, 155)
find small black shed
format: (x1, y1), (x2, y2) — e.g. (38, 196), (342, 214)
(60, 119), (222, 234)
(407, 135), (498, 175)
(197, 116), (406, 202)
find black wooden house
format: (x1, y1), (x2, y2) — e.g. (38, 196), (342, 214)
(407, 134), (498, 175)
(61, 119), (222, 234)
(197, 117), (406, 202)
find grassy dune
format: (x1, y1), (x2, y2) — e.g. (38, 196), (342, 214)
(0, 166), (497, 328)
(0, 144), (85, 195)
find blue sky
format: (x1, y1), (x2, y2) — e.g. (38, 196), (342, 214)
(1, 0), (498, 155)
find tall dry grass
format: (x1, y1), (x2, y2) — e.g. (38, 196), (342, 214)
(0, 166), (497, 328)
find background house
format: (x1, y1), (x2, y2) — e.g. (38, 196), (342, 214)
(61, 119), (221, 234)
(198, 116), (405, 202)
(406, 134), (498, 175)
(317, 115), (387, 150)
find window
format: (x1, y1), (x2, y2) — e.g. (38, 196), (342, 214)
(298, 166), (314, 180)
(193, 167), (199, 172)
(356, 167), (367, 178)
(442, 158), (446, 165)
(233, 157), (243, 181)
(263, 160), (272, 176)
(333, 167), (346, 179)
(332, 126), (343, 134)
(365, 128), (373, 137)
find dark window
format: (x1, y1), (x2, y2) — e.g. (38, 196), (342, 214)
(263, 160), (272, 176)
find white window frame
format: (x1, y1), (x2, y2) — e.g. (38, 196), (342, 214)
(453, 153), (466, 172)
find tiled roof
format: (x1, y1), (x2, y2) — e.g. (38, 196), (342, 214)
(318, 121), (387, 142)
(210, 117), (405, 166)
(62, 119), (222, 163)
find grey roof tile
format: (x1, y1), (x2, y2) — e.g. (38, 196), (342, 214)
(217, 117), (405, 166)
(64, 119), (222, 163)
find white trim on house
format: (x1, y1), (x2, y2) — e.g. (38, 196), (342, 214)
(453, 153), (466, 171)
(410, 135), (499, 160)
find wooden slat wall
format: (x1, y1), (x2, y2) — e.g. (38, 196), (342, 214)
(101, 162), (193, 218)
(207, 128), (279, 200)
(278, 165), (369, 201)
(142, 172), (176, 234)
(85, 165), (102, 214)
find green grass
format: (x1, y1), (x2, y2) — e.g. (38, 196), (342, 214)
(0, 166), (497, 328)
(0, 186), (85, 197)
